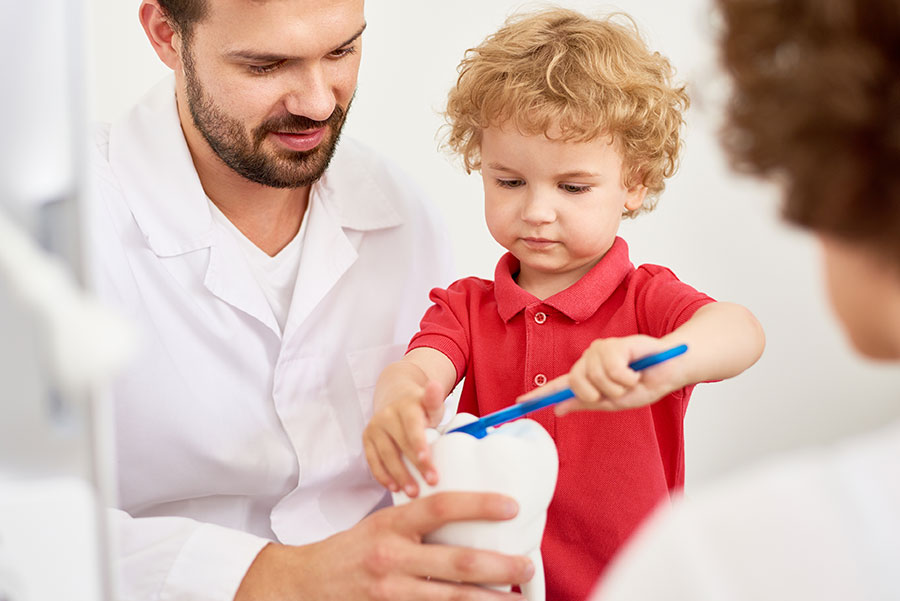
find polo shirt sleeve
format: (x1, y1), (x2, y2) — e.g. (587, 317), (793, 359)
(632, 265), (716, 338)
(407, 279), (476, 384)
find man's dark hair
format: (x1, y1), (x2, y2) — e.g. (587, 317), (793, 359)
(718, 0), (900, 265)
(158, 0), (209, 42)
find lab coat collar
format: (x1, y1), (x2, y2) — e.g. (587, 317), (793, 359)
(107, 76), (406, 337)
(108, 76), (213, 257)
(106, 75), (404, 259)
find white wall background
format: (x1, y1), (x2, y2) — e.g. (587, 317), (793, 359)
(87, 0), (900, 487)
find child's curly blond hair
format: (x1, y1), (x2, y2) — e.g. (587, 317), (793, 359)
(444, 7), (689, 216)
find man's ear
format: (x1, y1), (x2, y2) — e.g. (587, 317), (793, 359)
(138, 1), (182, 70)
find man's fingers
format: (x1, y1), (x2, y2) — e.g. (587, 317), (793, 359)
(393, 491), (519, 536)
(401, 578), (526, 601)
(404, 544), (534, 589)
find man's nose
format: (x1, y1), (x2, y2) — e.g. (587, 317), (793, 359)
(282, 62), (336, 123)
(521, 190), (557, 224)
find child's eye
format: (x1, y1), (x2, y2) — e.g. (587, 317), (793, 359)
(248, 60), (286, 75)
(496, 178), (525, 189)
(560, 183), (591, 194)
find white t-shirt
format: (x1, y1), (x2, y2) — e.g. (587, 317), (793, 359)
(208, 200), (308, 333)
(591, 420), (900, 601)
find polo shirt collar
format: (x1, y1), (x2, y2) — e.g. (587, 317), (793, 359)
(494, 236), (634, 323)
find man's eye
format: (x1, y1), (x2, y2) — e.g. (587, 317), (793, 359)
(560, 183), (591, 194)
(330, 45), (358, 58)
(248, 60), (286, 74)
(496, 179), (525, 189)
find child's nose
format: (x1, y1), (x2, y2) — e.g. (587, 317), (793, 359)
(521, 191), (556, 225)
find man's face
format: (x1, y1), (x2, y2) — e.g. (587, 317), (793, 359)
(175, 0), (365, 188)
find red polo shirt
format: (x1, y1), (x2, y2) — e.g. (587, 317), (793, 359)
(408, 237), (715, 601)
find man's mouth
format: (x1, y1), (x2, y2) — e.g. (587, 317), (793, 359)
(270, 127), (326, 152)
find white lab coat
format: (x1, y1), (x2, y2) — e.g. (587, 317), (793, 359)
(591, 420), (900, 601)
(87, 77), (454, 601)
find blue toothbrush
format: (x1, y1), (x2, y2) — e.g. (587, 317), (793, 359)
(446, 344), (688, 439)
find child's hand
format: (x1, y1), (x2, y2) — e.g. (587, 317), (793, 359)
(362, 380), (446, 497)
(517, 335), (685, 415)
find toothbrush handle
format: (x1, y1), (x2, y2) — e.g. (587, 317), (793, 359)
(510, 343), (689, 418)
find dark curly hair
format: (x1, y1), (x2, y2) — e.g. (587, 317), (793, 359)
(717, 0), (900, 264)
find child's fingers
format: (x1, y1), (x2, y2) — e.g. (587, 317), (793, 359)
(553, 399), (581, 416)
(556, 397), (620, 415)
(608, 357), (641, 388)
(567, 359), (604, 404)
(370, 427), (420, 497)
(363, 435), (398, 492)
(421, 380), (446, 426)
(583, 347), (638, 398)
(399, 408), (438, 486)
(568, 373), (602, 404)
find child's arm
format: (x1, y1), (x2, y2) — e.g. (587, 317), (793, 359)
(362, 347), (457, 497)
(518, 302), (765, 415)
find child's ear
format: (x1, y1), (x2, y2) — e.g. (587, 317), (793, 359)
(624, 185), (648, 211)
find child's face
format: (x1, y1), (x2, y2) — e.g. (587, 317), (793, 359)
(480, 125), (646, 295)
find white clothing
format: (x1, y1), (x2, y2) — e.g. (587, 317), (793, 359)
(88, 76), (454, 601)
(591, 420), (900, 601)
(208, 200), (308, 332)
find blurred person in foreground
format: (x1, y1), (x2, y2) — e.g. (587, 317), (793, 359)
(590, 0), (900, 599)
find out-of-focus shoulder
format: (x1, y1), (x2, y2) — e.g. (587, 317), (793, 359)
(89, 122), (117, 188)
(91, 122), (112, 161)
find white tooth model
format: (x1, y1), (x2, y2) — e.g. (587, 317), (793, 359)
(392, 413), (559, 601)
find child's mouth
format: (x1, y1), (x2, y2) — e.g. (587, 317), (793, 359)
(521, 237), (557, 250)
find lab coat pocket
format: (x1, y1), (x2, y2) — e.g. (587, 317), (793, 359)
(347, 342), (407, 423)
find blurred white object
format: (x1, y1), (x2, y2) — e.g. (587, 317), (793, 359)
(0, 200), (134, 601)
(393, 414), (559, 601)
(0, 479), (103, 601)
(590, 421), (900, 601)
(0, 0), (134, 600)
(0, 212), (134, 397)
(0, 2), (75, 209)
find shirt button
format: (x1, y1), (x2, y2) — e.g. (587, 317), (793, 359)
(534, 312), (547, 324)
(534, 374), (547, 386)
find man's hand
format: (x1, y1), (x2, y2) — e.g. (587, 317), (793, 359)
(234, 492), (534, 600)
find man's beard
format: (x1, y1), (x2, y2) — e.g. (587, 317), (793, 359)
(182, 50), (350, 189)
